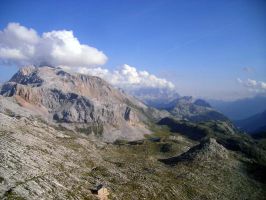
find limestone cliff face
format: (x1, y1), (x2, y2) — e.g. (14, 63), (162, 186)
(0, 66), (157, 141)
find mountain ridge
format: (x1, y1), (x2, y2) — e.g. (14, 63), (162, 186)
(0, 66), (165, 141)
(209, 95), (266, 120)
(160, 96), (228, 122)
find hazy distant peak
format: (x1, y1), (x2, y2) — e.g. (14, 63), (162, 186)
(193, 99), (211, 108)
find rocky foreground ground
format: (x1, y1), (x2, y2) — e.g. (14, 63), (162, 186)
(1, 109), (266, 199)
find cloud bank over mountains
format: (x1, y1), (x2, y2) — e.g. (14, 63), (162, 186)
(61, 64), (175, 90)
(237, 78), (266, 92)
(0, 23), (175, 91)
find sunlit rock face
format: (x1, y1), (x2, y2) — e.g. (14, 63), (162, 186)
(0, 66), (161, 141)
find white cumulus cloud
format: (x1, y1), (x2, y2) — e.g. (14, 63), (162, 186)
(237, 78), (266, 92)
(1, 23), (175, 91)
(61, 64), (175, 90)
(0, 23), (107, 67)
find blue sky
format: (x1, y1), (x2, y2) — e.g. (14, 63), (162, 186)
(0, 0), (265, 100)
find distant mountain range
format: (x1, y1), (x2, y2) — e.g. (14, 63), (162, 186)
(163, 96), (228, 122)
(209, 95), (266, 120)
(128, 88), (180, 109)
(134, 89), (266, 134)
(133, 90), (228, 122)
(235, 110), (266, 134)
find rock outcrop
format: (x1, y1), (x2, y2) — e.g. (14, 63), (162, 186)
(159, 138), (229, 165)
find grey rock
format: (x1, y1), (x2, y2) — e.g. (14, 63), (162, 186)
(0, 66), (161, 141)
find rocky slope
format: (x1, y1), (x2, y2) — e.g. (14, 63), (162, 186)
(0, 110), (265, 199)
(0, 66), (165, 141)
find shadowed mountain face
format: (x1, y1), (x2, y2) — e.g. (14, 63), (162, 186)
(235, 110), (266, 134)
(158, 117), (209, 140)
(157, 117), (238, 141)
(0, 66), (165, 141)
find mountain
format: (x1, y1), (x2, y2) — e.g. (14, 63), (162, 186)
(209, 95), (266, 120)
(128, 88), (180, 109)
(0, 66), (164, 141)
(0, 66), (266, 199)
(130, 88), (227, 123)
(162, 96), (228, 122)
(235, 110), (266, 133)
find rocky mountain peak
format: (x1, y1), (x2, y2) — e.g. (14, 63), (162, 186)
(9, 65), (42, 86)
(0, 66), (155, 141)
(16, 65), (36, 76)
